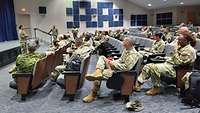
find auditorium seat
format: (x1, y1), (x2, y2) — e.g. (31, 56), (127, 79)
(106, 55), (143, 102)
(85, 54), (143, 102)
(14, 57), (48, 101)
(62, 55), (90, 101)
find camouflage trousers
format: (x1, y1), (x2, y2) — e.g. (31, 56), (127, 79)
(89, 56), (112, 86)
(20, 41), (27, 54)
(137, 62), (176, 87)
(182, 72), (192, 90)
(51, 65), (65, 80)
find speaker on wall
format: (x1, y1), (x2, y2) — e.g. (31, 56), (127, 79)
(39, 6), (46, 14)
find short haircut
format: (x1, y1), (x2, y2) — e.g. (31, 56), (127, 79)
(154, 32), (163, 38)
(124, 37), (135, 46)
(19, 25), (23, 29)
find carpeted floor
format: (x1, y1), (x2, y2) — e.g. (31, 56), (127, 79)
(0, 43), (199, 113)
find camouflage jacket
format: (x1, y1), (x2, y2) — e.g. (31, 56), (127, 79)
(166, 44), (196, 65)
(150, 39), (165, 53)
(14, 53), (45, 73)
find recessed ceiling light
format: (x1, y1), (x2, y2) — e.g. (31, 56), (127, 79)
(148, 4), (152, 7)
(180, 2), (184, 5)
(21, 8), (26, 12)
(163, 0), (167, 2)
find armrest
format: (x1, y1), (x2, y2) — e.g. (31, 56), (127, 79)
(62, 71), (80, 75)
(111, 53), (121, 57)
(14, 73), (32, 77)
(149, 58), (166, 63)
(106, 48), (117, 51)
(173, 64), (193, 69)
(149, 53), (166, 58)
(135, 43), (140, 47)
(114, 70), (137, 75)
(108, 50), (120, 53)
(139, 45), (144, 48)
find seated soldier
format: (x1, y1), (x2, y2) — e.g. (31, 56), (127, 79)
(9, 40), (46, 89)
(51, 38), (92, 81)
(72, 26), (79, 40)
(112, 29), (121, 39)
(163, 27), (173, 43)
(57, 34), (67, 48)
(141, 26), (152, 38)
(49, 40), (59, 51)
(134, 33), (196, 95)
(83, 37), (141, 103)
(63, 34), (74, 44)
(139, 32), (165, 57)
(195, 27), (200, 39)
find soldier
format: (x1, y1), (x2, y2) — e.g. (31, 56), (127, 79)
(48, 25), (58, 42)
(72, 26), (79, 40)
(9, 40), (46, 89)
(195, 27), (200, 39)
(47, 40), (60, 52)
(163, 27), (173, 43)
(83, 37), (141, 103)
(135, 33), (196, 95)
(139, 32), (165, 57)
(142, 26), (152, 38)
(112, 29), (121, 39)
(51, 38), (92, 81)
(18, 25), (28, 54)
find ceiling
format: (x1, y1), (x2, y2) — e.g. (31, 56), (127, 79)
(128, 0), (200, 9)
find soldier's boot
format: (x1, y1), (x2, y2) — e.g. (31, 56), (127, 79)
(50, 71), (59, 82)
(8, 66), (16, 74)
(85, 69), (103, 81)
(83, 84), (100, 103)
(9, 79), (17, 89)
(133, 81), (142, 92)
(146, 87), (160, 96)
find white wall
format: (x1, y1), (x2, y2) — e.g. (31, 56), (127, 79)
(14, 0), (150, 39)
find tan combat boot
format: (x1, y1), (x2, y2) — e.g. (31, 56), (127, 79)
(133, 81), (142, 92)
(146, 87), (160, 96)
(85, 69), (103, 81)
(83, 84), (100, 103)
(50, 71), (59, 82)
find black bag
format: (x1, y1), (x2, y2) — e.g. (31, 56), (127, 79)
(106, 73), (124, 90)
(65, 55), (82, 71)
(181, 71), (200, 108)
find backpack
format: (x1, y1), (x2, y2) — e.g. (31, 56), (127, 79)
(65, 55), (82, 71)
(181, 71), (200, 108)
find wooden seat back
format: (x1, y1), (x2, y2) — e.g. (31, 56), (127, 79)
(31, 57), (47, 89)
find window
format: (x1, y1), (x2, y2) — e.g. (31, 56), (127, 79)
(156, 12), (172, 25)
(131, 15), (147, 26)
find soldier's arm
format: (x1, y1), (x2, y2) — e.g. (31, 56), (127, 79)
(172, 51), (193, 65)
(124, 53), (139, 70)
(156, 42), (165, 53)
(112, 53), (139, 71)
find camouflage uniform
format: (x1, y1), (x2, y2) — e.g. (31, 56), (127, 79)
(19, 29), (28, 54)
(139, 39), (165, 56)
(93, 47), (140, 85)
(196, 32), (200, 39)
(51, 28), (58, 42)
(163, 32), (172, 43)
(10, 53), (45, 78)
(137, 44), (196, 87)
(52, 45), (91, 80)
(72, 28), (78, 39)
